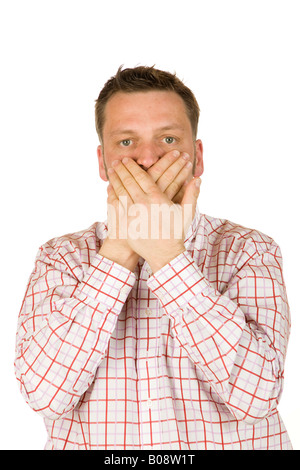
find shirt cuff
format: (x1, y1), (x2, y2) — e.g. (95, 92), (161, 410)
(75, 253), (136, 313)
(147, 250), (210, 315)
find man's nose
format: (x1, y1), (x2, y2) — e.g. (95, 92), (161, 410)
(134, 143), (163, 170)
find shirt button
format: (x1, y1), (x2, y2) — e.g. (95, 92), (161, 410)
(145, 308), (152, 316)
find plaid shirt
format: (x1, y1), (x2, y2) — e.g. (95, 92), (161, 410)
(15, 207), (292, 449)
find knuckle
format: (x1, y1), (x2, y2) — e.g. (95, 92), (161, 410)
(148, 166), (161, 181)
(122, 176), (133, 187)
(163, 171), (175, 184)
(170, 180), (181, 193)
(147, 185), (160, 201)
(139, 171), (148, 183)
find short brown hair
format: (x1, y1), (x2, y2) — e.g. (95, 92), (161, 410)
(95, 65), (200, 141)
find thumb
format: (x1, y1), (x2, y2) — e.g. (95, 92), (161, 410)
(181, 177), (201, 208)
(180, 177), (201, 233)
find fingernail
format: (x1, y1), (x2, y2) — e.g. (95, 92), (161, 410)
(172, 150), (180, 158)
(112, 160), (120, 167)
(108, 167), (115, 174)
(182, 153), (190, 160)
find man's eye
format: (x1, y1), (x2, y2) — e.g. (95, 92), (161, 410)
(163, 137), (176, 144)
(120, 139), (132, 147)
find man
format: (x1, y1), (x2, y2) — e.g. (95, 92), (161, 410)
(15, 66), (292, 450)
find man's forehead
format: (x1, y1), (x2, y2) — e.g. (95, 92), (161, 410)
(105, 90), (187, 113)
(103, 91), (191, 135)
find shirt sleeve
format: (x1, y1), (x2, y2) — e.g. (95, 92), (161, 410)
(14, 243), (136, 420)
(147, 241), (291, 425)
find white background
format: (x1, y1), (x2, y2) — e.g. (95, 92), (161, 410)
(1, 0), (299, 450)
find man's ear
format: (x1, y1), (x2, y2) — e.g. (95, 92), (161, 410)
(97, 145), (108, 182)
(194, 139), (204, 177)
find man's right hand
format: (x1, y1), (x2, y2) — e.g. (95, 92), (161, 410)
(99, 150), (193, 271)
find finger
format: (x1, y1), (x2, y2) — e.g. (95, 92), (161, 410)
(106, 184), (118, 238)
(107, 166), (134, 204)
(180, 177), (201, 237)
(121, 157), (161, 198)
(147, 150), (193, 202)
(181, 177), (201, 226)
(155, 152), (192, 192)
(107, 182), (118, 203)
(172, 179), (189, 204)
(147, 150), (181, 183)
(111, 159), (150, 201)
(163, 159), (193, 201)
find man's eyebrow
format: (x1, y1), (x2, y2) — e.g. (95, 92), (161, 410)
(109, 129), (138, 137)
(157, 125), (185, 132)
(109, 125), (185, 137)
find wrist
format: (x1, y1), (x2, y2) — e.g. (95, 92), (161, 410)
(99, 238), (139, 272)
(147, 244), (185, 274)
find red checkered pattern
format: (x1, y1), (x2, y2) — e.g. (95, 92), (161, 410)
(14, 208), (292, 449)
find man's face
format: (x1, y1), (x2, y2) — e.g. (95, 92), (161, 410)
(97, 90), (203, 184)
